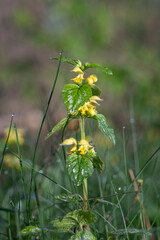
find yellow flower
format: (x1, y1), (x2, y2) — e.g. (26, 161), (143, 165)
(71, 74), (84, 84)
(61, 137), (95, 155)
(137, 179), (143, 184)
(89, 96), (102, 105)
(61, 138), (77, 146)
(4, 154), (20, 170)
(4, 128), (25, 145)
(71, 67), (84, 84)
(78, 96), (102, 117)
(72, 67), (84, 74)
(86, 75), (98, 86)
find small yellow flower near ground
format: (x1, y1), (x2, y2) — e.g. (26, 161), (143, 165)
(137, 179), (143, 184)
(86, 75), (98, 85)
(4, 128), (25, 145)
(4, 154), (20, 170)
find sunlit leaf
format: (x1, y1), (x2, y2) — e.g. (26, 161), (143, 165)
(66, 153), (93, 186)
(45, 117), (68, 139)
(62, 84), (92, 114)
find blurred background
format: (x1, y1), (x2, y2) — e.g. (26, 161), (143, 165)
(0, 0), (160, 236)
(0, 0), (160, 134)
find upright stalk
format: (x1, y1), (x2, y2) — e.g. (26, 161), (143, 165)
(81, 118), (88, 210)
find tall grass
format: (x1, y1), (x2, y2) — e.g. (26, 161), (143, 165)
(0, 59), (160, 240)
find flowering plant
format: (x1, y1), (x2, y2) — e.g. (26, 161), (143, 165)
(45, 57), (115, 239)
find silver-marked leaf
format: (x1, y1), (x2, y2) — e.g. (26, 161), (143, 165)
(83, 62), (112, 75)
(110, 229), (152, 236)
(45, 117), (68, 139)
(91, 155), (104, 174)
(54, 194), (81, 203)
(20, 226), (41, 236)
(66, 153), (93, 186)
(70, 231), (97, 240)
(94, 114), (115, 145)
(52, 209), (96, 233)
(91, 84), (101, 96)
(62, 84), (92, 114)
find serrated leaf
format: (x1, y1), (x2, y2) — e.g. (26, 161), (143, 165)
(91, 155), (104, 174)
(66, 153), (93, 186)
(69, 231), (97, 240)
(84, 62), (112, 75)
(110, 229), (152, 236)
(50, 57), (80, 66)
(45, 117), (68, 139)
(20, 226), (41, 236)
(94, 114), (115, 145)
(91, 84), (101, 96)
(54, 194), (80, 203)
(52, 209), (96, 233)
(62, 84), (92, 114)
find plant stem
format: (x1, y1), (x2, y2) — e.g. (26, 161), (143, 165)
(81, 118), (88, 210)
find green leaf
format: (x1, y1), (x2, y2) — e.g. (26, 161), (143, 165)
(54, 194), (81, 203)
(50, 57), (81, 67)
(91, 84), (101, 96)
(94, 114), (115, 145)
(45, 117), (68, 139)
(20, 226), (41, 236)
(70, 231), (97, 240)
(52, 209), (96, 233)
(66, 153), (93, 186)
(83, 62), (112, 75)
(62, 84), (92, 114)
(91, 155), (104, 174)
(110, 229), (152, 236)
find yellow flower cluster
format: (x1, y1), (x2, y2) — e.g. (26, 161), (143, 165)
(4, 154), (20, 170)
(4, 128), (25, 145)
(71, 67), (98, 86)
(78, 96), (102, 117)
(61, 137), (95, 155)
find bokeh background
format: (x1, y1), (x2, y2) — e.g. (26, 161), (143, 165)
(1, 0), (160, 134)
(0, 0), (160, 237)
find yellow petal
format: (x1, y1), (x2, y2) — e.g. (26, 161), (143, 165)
(61, 138), (77, 146)
(90, 96), (102, 101)
(86, 75), (98, 85)
(72, 67), (84, 74)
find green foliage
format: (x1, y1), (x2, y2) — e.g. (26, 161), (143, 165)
(52, 209), (96, 233)
(110, 228), (152, 236)
(62, 84), (92, 114)
(50, 57), (81, 67)
(94, 114), (115, 145)
(69, 230), (97, 240)
(91, 84), (101, 96)
(20, 226), (41, 236)
(91, 155), (104, 174)
(66, 153), (93, 186)
(45, 117), (68, 139)
(54, 194), (81, 203)
(83, 62), (112, 75)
